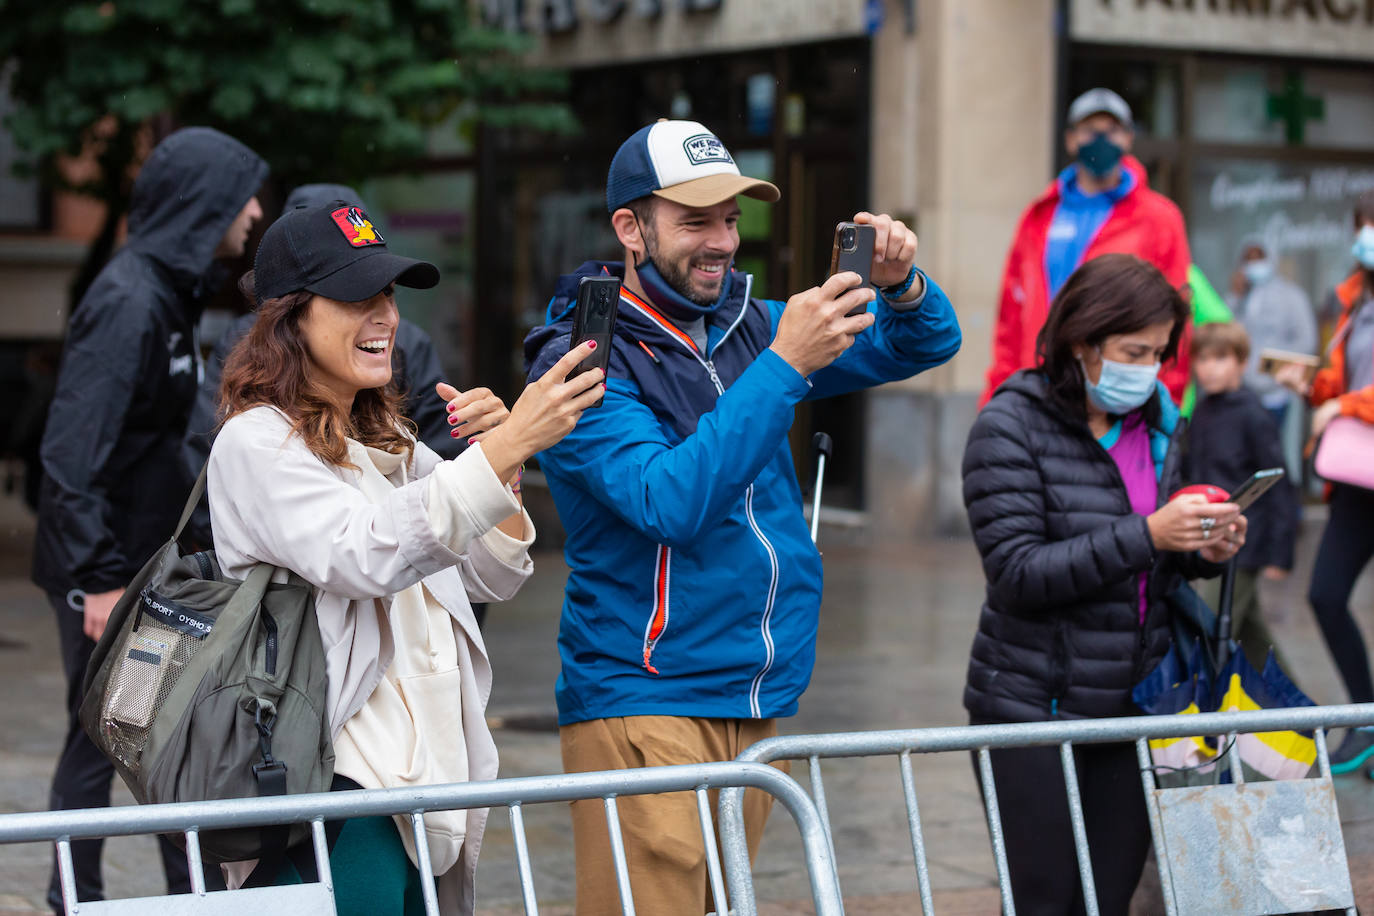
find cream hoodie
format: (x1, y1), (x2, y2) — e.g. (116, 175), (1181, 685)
(208, 406), (532, 914)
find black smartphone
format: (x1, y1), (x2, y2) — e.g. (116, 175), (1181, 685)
(1228, 467), (1285, 513)
(570, 276), (621, 407)
(829, 221), (875, 316)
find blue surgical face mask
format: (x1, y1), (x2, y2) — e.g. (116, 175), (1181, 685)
(1353, 225), (1374, 271)
(1076, 132), (1125, 178)
(1081, 351), (1160, 414)
(1242, 258), (1275, 287)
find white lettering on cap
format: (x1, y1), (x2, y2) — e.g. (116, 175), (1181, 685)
(645, 120), (739, 192)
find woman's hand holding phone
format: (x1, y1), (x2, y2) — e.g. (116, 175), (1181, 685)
(476, 340), (605, 483)
(1147, 493), (1243, 555)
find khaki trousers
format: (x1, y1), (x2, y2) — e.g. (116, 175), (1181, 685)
(560, 715), (786, 916)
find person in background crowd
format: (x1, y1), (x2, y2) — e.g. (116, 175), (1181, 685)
(964, 254), (1243, 915)
(1276, 190), (1374, 774)
(179, 185), (485, 623)
(31, 127), (266, 913)
(523, 119), (961, 916)
(210, 202), (602, 913)
(981, 88), (1192, 408)
(1224, 236), (1318, 430)
(1187, 322), (1299, 668)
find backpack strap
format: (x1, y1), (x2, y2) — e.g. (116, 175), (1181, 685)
(173, 464), (210, 544)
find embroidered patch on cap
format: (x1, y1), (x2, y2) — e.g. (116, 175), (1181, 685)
(330, 206), (385, 247)
(682, 134), (733, 166)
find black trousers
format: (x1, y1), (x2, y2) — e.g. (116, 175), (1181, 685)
(1308, 484), (1374, 705)
(45, 592), (214, 911)
(971, 733), (1152, 916)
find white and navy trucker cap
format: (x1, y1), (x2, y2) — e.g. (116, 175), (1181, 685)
(606, 119), (780, 213)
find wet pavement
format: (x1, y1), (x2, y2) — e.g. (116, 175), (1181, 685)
(1, 488), (1373, 914)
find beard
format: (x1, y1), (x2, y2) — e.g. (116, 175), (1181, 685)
(644, 240), (723, 307)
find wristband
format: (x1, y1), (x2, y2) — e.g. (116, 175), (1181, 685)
(880, 266), (919, 300)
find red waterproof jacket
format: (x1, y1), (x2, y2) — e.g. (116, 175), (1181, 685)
(980, 156), (1192, 408)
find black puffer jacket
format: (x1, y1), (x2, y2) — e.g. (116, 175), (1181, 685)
(962, 370), (1219, 723)
(32, 127), (267, 597)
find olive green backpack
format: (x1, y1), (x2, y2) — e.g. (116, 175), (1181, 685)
(80, 469), (334, 864)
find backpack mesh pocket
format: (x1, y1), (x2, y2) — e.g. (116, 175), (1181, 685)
(98, 590), (215, 774)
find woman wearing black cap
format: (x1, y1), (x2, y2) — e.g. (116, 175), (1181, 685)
(207, 203), (603, 913)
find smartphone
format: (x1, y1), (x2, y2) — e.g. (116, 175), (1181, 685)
(1227, 467), (1285, 513)
(829, 221), (875, 316)
(1258, 348), (1320, 382)
(570, 276), (620, 407)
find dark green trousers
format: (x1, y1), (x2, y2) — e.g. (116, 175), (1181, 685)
(276, 815), (426, 916)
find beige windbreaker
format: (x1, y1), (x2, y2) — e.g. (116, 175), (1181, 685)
(207, 405), (532, 914)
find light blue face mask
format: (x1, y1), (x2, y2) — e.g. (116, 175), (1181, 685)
(1242, 258), (1274, 287)
(1081, 352), (1160, 414)
(1353, 225), (1374, 271)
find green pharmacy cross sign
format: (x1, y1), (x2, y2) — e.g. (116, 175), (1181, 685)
(1267, 71), (1325, 146)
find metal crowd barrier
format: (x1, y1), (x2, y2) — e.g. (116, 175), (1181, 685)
(0, 761), (842, 916)
(719, 703), (1374, 916)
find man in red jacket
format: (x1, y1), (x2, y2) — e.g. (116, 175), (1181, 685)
(981, 88), (1192, 407)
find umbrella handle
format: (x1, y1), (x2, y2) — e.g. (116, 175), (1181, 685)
(1214, 559), (1236, 671)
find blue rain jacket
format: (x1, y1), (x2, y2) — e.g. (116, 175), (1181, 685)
(523, 262), (961, 724)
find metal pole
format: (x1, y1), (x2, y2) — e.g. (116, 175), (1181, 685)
(1215, 559), (1236, 671)
(809, 432), (833, 544)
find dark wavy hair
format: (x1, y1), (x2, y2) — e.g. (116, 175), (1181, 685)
(219, 271), (415, 468)
(1035, 253), (1189, 425)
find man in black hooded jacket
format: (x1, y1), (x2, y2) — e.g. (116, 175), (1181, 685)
(32, 126), (266, 910)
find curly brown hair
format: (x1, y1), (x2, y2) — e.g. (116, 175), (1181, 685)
(219, 271), (415, 468)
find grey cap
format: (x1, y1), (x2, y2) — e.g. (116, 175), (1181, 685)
(1067, 88), (1133, 129)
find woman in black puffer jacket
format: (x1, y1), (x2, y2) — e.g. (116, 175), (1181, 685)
(963, 254), (1247, 915)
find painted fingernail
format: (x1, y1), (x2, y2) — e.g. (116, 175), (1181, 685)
(601, 383), (607, 389)
(450, 429), (460, 438)
(446, 403), (457, 413)
(448, 415), (459, 425)
(468, 437), (478, 445)
(587, 340), (597, 350)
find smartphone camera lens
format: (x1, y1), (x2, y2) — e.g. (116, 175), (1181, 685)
(840, 227), (857, 251)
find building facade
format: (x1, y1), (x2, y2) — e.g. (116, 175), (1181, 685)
(2, 0), (1371, 537)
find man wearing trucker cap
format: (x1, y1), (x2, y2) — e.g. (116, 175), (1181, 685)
(981, 87), (1193, 407)
(524, 119), (962, 913)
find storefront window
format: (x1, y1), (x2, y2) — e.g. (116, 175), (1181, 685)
(1193, 62), (1374, 150)
(0, 67), (42, 230)
(1188, 156), (1373, 320)
(1067, 57), (1181, 140)
(362, 172), (479, 387)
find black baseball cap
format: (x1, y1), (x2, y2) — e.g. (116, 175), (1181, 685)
(253, 201), (439, 304)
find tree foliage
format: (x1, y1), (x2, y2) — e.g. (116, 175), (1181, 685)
(0, 0), (574, 297)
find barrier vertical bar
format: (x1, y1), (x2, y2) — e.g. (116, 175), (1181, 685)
(808, 756), (835, 847)
(1058, 742), (1099, 916)
(897, 751), (935, 915)
(410, 812), (441, 916)
(509, 803), (540, 916)
(604, 797), (637, 916)
(1315, 727), (1332, 780)
(310, 817), (335, 901)
(977, 747), (1016, 916)
(1226, 733), (1244, 784)
(55, 838), (78, 915)
(184, 829), (207, 895)
(696, 787), (728, 916)
(1136, 738), (1178, 916)
(718, 786), (757, 916)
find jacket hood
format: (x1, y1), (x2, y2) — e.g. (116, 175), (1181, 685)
(523, 260), (753, 370)
(126, 127), (269, 292)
